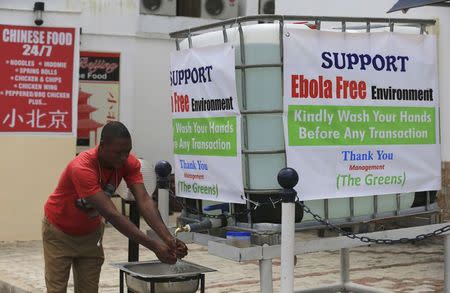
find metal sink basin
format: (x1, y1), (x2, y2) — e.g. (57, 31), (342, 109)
(113, 260), (216, 293)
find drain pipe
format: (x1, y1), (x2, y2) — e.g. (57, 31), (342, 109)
(278, 167), (298, 293)
(155, 160), (171, 226)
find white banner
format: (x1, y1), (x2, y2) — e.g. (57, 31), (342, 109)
(283, 29), (441, 200)
(170, 44), (244, 203)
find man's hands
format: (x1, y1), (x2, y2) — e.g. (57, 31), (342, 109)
(169, 238), (188, 259)
(128, 184), (188, 263)
(154, 242), (177, 264)
(153, 238), (188, 264)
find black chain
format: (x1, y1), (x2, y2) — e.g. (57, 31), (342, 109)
(296, 199), (450, 245)
(166, 188), (450, 244)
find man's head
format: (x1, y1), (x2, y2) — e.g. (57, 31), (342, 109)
(98, 121), (132, 169)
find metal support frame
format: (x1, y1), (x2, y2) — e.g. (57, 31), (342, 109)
(281, 201), (295, 293)
(170, 14), (438, 233)
(128, 201), (140, 262)
(259, 257), (273, 293)
(155, 160), (172, 226)
(170, 14), (440, 293)
(158, 188), (169, 226)
(175, 223), (450, 293)
(169, 15), (435, 38)
(446, 234), (450, 292)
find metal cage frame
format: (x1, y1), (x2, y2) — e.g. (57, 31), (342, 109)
(170, 15), (439, 231)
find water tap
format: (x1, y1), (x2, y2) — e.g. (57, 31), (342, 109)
(174, 224), (191, 236)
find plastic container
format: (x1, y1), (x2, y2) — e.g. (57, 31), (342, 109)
(226, 231), (251, 248)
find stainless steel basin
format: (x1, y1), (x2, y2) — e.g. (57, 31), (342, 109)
(112, 260), (216, 293)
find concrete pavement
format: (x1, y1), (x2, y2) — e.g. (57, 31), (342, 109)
(0, 216), (446, 293)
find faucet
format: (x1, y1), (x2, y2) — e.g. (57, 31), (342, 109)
(174, 225), (191, 236)
(175, 219), (218, 236)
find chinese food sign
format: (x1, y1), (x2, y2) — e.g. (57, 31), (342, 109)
(0, 25), (76, 133)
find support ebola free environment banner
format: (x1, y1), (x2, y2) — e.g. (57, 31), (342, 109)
(170, 44), (244, 203)
(283, 29), (441, 201)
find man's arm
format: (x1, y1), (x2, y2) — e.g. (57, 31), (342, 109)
(85, 191), (177, 264)
(129, 184), (174, 244)
(129, 183), (187, 258)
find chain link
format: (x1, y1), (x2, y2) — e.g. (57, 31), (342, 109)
(166, 188), (449, 244)
(296, 199), (449, 245)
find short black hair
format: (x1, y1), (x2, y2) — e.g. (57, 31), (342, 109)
(100, 121), (131, 144)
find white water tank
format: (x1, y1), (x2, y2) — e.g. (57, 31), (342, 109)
(178, 23), (415, 222)
(116, 158), (156, 200)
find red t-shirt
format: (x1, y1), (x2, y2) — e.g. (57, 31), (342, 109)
(44, 146), (144, 236)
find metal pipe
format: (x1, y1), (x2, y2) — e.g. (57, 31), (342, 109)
(278, 168), (298, 293)
(128, 201), (140, 262)
(169, 15), (435, 38)
(242, 149), (285, 154)
(175, 217), (226, 236)
(244, 188), (282, 194)
(259, 257), (273, 293)
(188, 33), (192, 48)
(236, 63), (282, 69)
(281, 201), (295, 293)
(158, 188), (169, 226)
(240, 109), (283, 114)
(340, 248), (350, 287)
(222, 25), (228, 43)
(445, 234), (450, 292)
(373, 195), (378, 218)
(155, 161), (172, 227)
(237, 21), (252, 226)
(395, 193), (401, 216)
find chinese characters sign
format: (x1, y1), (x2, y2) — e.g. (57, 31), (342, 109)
(77, 52), (120, 149)
(0, 25), (75, 133)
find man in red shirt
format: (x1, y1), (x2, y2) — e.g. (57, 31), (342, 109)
(42, 121), (187, 293)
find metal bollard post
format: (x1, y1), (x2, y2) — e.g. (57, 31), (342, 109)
(277, 167), (299, 293)
(155, 160), (172, 226)
(128, 201), (140, 262)
(445, 234), (450, 293)
(259, 255), (273, 293)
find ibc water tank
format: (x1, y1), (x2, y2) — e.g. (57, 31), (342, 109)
(178, 23), (415, 226)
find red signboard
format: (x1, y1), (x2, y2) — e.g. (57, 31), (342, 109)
(0, 25), (76, 133)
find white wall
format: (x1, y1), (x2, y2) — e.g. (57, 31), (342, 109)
(79, 0), (222, 166)
(0, 0), (81, 240)
(0, 0), (227, 240)
(276, 0), (450, 161)
(132, 36), (175, 166)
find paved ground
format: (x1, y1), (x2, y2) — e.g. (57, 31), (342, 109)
(0, 215), (446, 293)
